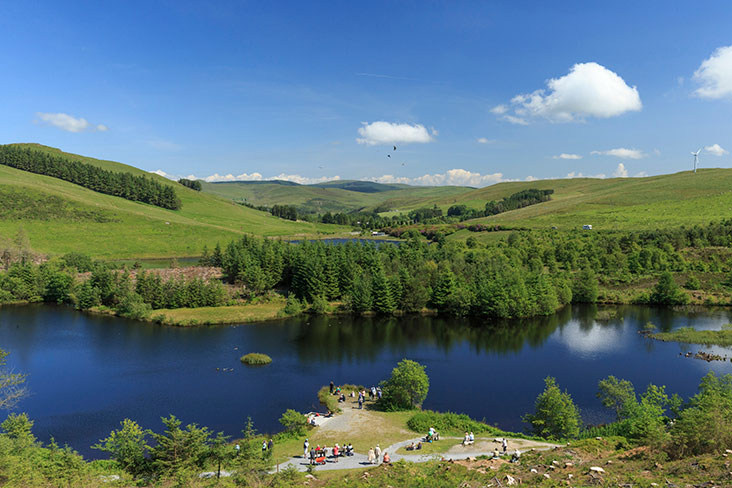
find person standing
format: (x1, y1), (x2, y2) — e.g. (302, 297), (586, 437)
(333, 443), (339, 463)
(262, 440), (267, 458)
(367, 447), (376, 464)
(502, 438), (507, 453)
(375, 444), (381, 463)
(329, 381), (334, 394)
(304, 439), (310, 458)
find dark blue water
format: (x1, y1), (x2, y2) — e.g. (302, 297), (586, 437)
(1, 304), (731, 458)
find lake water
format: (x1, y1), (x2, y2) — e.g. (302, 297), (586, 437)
(1, 304), (731, 458)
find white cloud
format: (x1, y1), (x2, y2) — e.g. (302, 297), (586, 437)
(566, 171), (606, 179)
(613, 163), (629, 177)
(693, 45), (732, 99)
(552, 153), (583, 160)
(476, 137), (495, 144)
(635, 171), (648, 177)
(371, 169), (504, 187)
(151, 169), (175, 179)
(36, 112), (108, 132)
(705, 143), (728, 156)
(495, 62), (641, 124)
(356, 121), (434, 145)
(151, 170), (342, 185)
(525, 175), (537, 181)
(591, 147), (645, 159)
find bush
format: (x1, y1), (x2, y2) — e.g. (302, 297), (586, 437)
(240, 353), (272, 365)
(406, 410), (497, 436)
(283, 296), (304, 315)
(278, 409), (308, 437)
(379, 359), (429, 411)
(683, 275), (701, 290)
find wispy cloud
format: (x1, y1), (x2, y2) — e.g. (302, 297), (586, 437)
(552, 153), (582, 160)
(476, 137), (495, 144)
(151, 170), (341, 185)
(493, 62), (641, 124)
(36, 112), (108, 133)
(370, 169), (503, 187)
(591, 147), (645, 159)
(356, 121), (435, 145)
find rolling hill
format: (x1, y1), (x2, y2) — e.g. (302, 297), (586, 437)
(0, 144), (346, 259)
(438, 169), (732, 231)
(200, 179), (473, 214)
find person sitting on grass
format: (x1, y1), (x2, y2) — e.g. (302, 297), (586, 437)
(510, 448), (521, 463)
(469, 432), (474, 444)
(416, 441), (422, 450)
(382, 451), (391, 464)
(462, 432), (473, 446)
(406, 442), (416, 451)
(492, 448), (500, 459)
(347, 443), (354, 456)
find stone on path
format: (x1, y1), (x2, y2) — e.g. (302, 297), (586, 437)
(589, 466), (605, 474)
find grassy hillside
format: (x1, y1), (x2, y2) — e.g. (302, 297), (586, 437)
(201, 180), (473, 214)
(0, 144), (346, 259)
(421, 169), (732, 231)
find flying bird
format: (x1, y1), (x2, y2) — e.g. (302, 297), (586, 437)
(393, 145), (397, 151)
(387, 154), (391, 158)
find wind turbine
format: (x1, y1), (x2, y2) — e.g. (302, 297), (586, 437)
(691, 148), (701, 173)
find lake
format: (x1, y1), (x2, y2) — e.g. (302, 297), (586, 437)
(1, 304), (731, 458)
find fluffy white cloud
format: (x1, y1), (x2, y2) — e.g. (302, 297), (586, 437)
(371, 169), (504, 187)
(36, 112), (108, 132)
(552, 153), (582, 160)
(705, 143), (729, 156)
(693, 45), (732, 99)
(495, 62), (641, 124)
(476, 137), (495, 144)
(591, 147), (645, 159)
(613, 163), (629, 177)
(356, 121), (434, 145)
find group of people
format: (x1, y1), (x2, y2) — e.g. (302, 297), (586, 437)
(366, 444), (390, 464)
(405, 441), (422, 451)
(261, 438), (274, 458)
(461, 431), (475, 446)
(304, 439), (354, 465)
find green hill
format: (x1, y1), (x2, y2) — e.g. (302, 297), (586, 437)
(0, 144), (346, 259)
(438, 169), (732, 231)
(201, 180), (473, 214)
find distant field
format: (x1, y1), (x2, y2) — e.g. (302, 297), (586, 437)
(0, 144), (347, 259)
(434, 169), (732, 231)
(200, 180), (473, 214)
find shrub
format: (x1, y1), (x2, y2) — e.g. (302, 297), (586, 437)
(283, 296), (304, 316)
(406, 410), (497, 436)
(683, 275), (701, 290)
(523, 376), (581, 440)
(240, 353), (272, 365)
(278, 409), (308, 437)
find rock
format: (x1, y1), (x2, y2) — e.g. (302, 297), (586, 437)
(568, 474), (573, 479)
(606, 460), (613, 464)
(468, 456), (476, 462)
(726, 449), (732, 454)
(589, 466), (606, 474)
(651, 484), (659, 487)
(505, 474), (517, 485)
(564, 462), (574, 468)
(548, 464), (556, 470)
(552, 460), (560, 466)
(655, 462), (663, 469)
(530, 468), (538, 474)
(543, 473), (551, 479)
(305, 474), (316, 480)
(595, 437), (602, 440)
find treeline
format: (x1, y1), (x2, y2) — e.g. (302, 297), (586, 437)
(178, 178), (202, 191)
(484, 188), (553, 216)
(0, 145), (181, 210)
(0, 253), (228, 319)
(204, 219), (732, 317)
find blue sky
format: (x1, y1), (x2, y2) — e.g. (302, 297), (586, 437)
(2, 1), (732, 186)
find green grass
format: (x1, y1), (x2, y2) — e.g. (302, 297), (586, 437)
(651, 326), (732, 347)
(0, 144), (348, 258)
(240, 353), (273, 365)
(149, 300), (288, 326)
(451, 169), (732, 231)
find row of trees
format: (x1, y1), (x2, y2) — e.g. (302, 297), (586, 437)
(0, 145), (181, 210)
(178, 178), (202, 191)
(524, 371), (732, 458)
(0, 257), (228, 318)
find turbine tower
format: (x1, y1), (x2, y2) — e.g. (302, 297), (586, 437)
(691, 148), (701, 173)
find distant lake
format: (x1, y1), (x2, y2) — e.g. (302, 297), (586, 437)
(1, 304), (731, 458)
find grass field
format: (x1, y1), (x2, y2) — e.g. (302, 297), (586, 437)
(0, 144), (347, 258)
(442, 169), (732, 231)
(201, 180), (473, 214)
(651, 326), (732, 347)
(149, 300), (289, 326)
